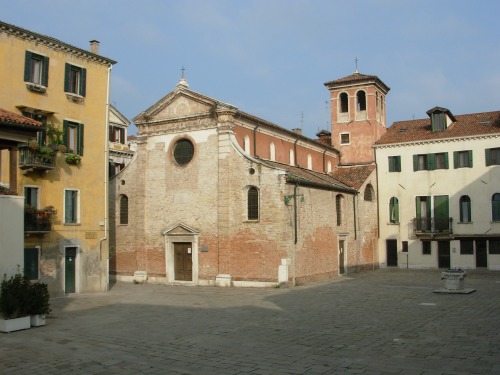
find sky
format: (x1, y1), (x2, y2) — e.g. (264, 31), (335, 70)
(2, 0), (500, 138)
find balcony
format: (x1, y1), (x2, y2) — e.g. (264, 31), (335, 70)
(24, 206), (57, 234)
(412, 217), (453, 236)
(18, 144), (55, 173)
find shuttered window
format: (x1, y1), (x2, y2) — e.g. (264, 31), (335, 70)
(63, 120), (84, 156)
(24, 51), (49, 86)
(64, 63), (86, 96)
(389, 197), (399, 224)
(388, 156), (401, 172)
(454, 150), (473, 168)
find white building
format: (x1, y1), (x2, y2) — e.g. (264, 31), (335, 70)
(375, 107), (500, 270)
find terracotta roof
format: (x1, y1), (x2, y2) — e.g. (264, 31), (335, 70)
(0, 108), (42, 128)
(324, 72), (390, 93)
(331, 164), (376, 190)
(262, 160), (356, 193)
(375, 110), (500, 146)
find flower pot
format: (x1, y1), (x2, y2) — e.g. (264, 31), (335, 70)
(0, 316), (31, 333)
(30, 314), (46, 327)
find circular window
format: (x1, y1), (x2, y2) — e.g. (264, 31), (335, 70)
(173, 139), (194, 165)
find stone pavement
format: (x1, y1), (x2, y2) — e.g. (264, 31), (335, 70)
(1, 269), (500, 375)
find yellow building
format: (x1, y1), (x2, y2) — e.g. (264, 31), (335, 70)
(0, 20), (116, 295)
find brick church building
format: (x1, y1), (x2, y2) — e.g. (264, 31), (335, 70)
(109, 70), (389, 286)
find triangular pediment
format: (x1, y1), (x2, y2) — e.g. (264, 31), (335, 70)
(161, 222), (200, 236)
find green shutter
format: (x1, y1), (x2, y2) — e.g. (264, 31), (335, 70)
(427, 154), (435, 170)
(64, 63), (70, 92)
(24, 248), (39, 280)
(389, 157), (394, 172)
(486, 149), (491, 166)
(24, 51), (32, 82)
(63, 120), (69, 148)
(41, 56), (49, 87)
(453, 151), (459, 168)
(396, 156), (401, 172)
(468, 150), (473, 167)
(413, 155), (418, 171)
(416, 197), (421, 218)
(80, 68), (86, 96)
(444, 153), (449, 169)
(77, 123), (84, 156)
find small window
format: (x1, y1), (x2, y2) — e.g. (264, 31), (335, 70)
(402, 241), (408, 253)
(64, 189), (79, 224)
(492, 193), (500, 222)
(339, 92), (348, 113)
(356, 90), (366, 111)
(289, 149), (295, 166)
(173, 139), (194, 166)
(64, 63), (86, 96)
(388, 156), (401, 172)
(244, 135), (250, 154)
(24, 247), (39, 280)
(63, 120), (84, 156)
(389, 197), (399, 224)
(327, 161), (332, 173)
(119, 195), (129, 225)
(422, 241), (431, 255)
(459, 195), (471, 223)
(340, 133), (350, 145)
(490, 239), (500, 254)
(110, 126), (125, 144)
(454, 150), (472, 168)
(486, 148), (500, 166)
(270, 143), (275, 161)
(336, 194), (344, 226)
(24, 51), (49, 87)
(247, 186), (259, 220)
(307, 154), (312, 169)
(460, 239), (474, 255)
(364, 184), (374, 201)
(24, 186), (39, 209)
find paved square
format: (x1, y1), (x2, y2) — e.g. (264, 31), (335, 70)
(1, 269), (499, 374)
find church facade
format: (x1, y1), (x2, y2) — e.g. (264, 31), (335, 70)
(110, 72), (386, 286)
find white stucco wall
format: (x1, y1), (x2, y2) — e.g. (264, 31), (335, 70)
(0, 195), (24, 277)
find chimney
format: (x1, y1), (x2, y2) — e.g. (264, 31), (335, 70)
(90, 40), (100, 54)
(291, 128), (302, 135)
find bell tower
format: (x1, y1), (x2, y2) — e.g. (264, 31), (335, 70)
(324, 71), (390, 164)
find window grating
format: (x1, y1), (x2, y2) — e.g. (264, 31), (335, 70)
(174, 139), (194, 165)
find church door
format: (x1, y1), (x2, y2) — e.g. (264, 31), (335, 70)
(174, 242), (192, 281)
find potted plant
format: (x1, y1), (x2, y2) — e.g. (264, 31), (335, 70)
(0, 273), (31, 333)
(27, 282), (51, 327)
(65, 154), (81, 165)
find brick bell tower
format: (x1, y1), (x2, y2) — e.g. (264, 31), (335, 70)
(324, 70), (390, 164)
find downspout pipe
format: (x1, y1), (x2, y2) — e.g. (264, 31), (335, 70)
(322, 149), (327, 173)
(294, 136), (299, 166)
(99, 64), (112, 291)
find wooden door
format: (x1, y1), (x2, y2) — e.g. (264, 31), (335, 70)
(65, 247), (76, 293)
(438, 241), (450, 269)
(386, 239), (398, 267)
(174, 243), (192, 281)
(339, 240), (345, 274)
(476, 240), (487, 268)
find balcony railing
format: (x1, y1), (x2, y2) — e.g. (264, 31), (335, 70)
(24, 211), (52, 232)
(18, 145), (55, 172)
(412, 217), (453, 234)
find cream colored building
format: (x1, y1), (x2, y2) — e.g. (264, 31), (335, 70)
(375, 107), (500, 269)
(0, 20), (116, 295)
(109, 105), (133, 176)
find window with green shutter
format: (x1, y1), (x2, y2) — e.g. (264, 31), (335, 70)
(64, 189), (79, 224)
(389, 197), (399, 224)
(492, 193), (500, 222)
(24, 248), (39, 280)
(486, 148), (500, 166)
(24, 51), (49, 87)
(63, 120), (84, 156)
(413, 154), (427, 171)
(454, 150), (473, 168)
(64, 63), (86, 96)
(388, 156), (401, 172)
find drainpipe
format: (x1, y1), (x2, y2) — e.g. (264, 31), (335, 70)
(353, 194), (357, 240)
(292, 182), (299, 287)
(294, 137), (299, 166)
(374, 148), (380, 270)
(99, 64), (112, 291)
(322, 149), (327, 173)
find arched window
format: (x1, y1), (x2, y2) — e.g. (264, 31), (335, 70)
(389, 197), (399, 224)
(244, 135), (250, 154)
(492, 193), (500, 222)
(307, 154), (312, 170)
(327, 160), (332, 173)
(356, 90), (366, 111)
(339, 92), (348, 113)
(248, 187), (259, 220)
(270, 142), (275, 161)
(119, 195), (128, 225)
(289, 149), (295, 166)
(459, 195), (471, 223)
(376, 92), (379, 113)
(336, 194), (344, 226)
(364, 184), (374, 201)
